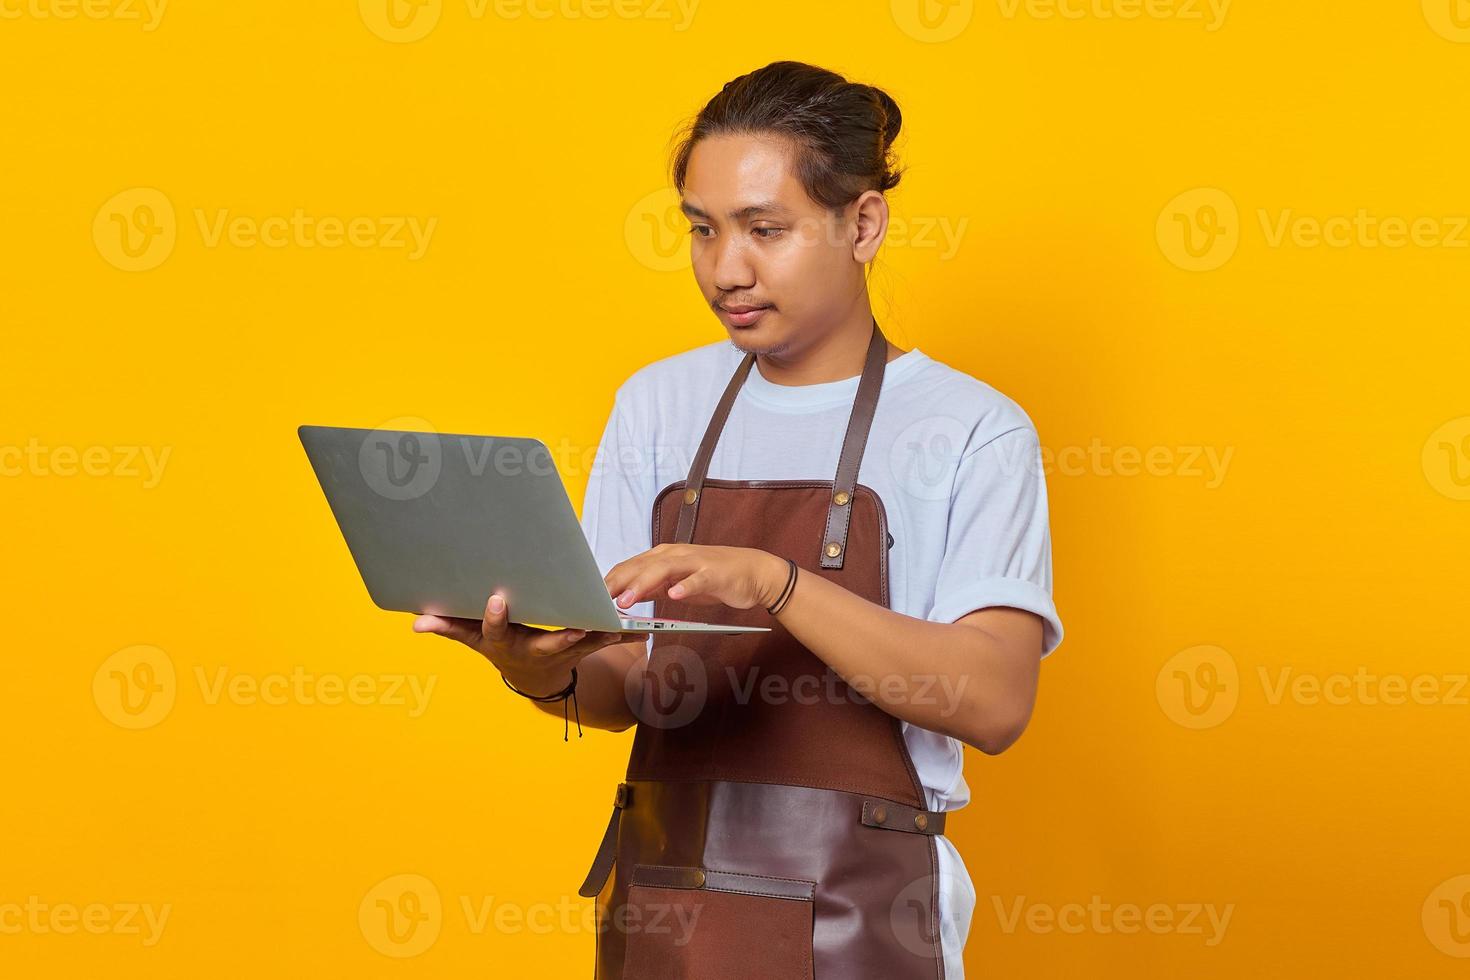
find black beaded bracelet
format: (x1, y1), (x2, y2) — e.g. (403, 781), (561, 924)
(766, 557), (799, 615)
(502, 667), (582, 740)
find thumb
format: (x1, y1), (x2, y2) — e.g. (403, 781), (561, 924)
(481, 592), (511, 644)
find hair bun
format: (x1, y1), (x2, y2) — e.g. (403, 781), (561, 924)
(672, 62), (907, 208)
(870, 85), (903, 149)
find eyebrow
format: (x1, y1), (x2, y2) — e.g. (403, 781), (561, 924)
(680, 199), (794, 222)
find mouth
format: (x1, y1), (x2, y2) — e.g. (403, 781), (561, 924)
(717, 303), (773, 328)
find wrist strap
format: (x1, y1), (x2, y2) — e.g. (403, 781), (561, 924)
(502, 667), (583, 740)
(766, 557), (799, 615)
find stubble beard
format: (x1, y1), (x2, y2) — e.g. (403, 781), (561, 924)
(728, 335), (792, 358)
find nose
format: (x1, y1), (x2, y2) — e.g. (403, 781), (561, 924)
(709, 235), (755, 294)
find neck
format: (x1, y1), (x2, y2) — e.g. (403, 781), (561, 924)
(751, 301), (903, 387)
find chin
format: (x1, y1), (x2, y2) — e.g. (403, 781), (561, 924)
(725, 322), (790, 357)
(729, 335), (790, 357)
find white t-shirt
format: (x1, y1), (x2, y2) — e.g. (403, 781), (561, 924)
(579, 338), (1064, 978)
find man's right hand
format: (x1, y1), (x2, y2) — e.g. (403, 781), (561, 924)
(413, 592), (650, 697)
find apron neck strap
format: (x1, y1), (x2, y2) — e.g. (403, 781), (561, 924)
(673, 316), (890, 570)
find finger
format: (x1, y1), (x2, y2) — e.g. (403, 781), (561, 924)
(613, 560), (686, 609)
(604, 544), (676, 602)
(527, 627), (587, 656)
(667, 570), (705, 600)
(481, 592), (512, 644)
(590, 630), (650, 646)
(608, 558), (676, 605)
(413, 614), (483, 647)
(605, 563), (636, 602)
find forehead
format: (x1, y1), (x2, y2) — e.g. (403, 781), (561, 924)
(682, 133), (818, 216)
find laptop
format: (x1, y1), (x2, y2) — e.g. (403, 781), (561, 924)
(298, 424), (769, 634)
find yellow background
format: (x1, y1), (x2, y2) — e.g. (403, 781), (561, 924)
(3, 0), (1468, 976)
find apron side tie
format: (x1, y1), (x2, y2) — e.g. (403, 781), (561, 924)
(578, 783), (630, 898)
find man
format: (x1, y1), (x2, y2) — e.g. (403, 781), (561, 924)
(415, 61), (1063, 978)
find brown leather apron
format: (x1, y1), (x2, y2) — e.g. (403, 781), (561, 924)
(579, 319), (948, 979)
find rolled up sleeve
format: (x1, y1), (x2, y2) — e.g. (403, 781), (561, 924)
(925, 425), (1064, 657)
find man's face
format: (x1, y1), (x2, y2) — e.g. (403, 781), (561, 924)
(681, 134), (865, 356)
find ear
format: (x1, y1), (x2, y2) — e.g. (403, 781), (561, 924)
(849, 189), (890, 263)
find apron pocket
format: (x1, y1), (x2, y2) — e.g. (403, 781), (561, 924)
(621, 864), (815, 980)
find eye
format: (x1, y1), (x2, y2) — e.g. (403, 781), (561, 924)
(689, 224), (713, 238)
(752, 226), (784, 239)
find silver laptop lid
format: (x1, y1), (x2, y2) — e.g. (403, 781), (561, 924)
(299, 424), (627, 631)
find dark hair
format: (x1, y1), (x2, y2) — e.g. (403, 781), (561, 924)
(671, 60), (904, 212)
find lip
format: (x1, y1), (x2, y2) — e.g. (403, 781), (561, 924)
(718, 303), (772, 327)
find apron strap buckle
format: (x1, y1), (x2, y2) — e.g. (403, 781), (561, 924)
(860, 798), (947, 836)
